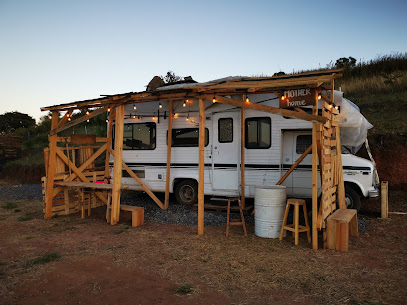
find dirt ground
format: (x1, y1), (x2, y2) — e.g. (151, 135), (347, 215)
(1, 188), (406, 305)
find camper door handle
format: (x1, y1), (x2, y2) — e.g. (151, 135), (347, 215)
(214, 146), (217, 149)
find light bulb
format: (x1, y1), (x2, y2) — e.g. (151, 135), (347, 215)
(246, 96), (250, 103)
(159, 103), (162, 109)
(133, 105), (137, 110)
(183, 102), (186, 107)
(318, 94), (322, 100)
(68, 117), (71, 121)
(107, 107), (111, 112)
(87, 119), (90, 122)
(281, 96), (285, 101)
(212, 97), (216, 103)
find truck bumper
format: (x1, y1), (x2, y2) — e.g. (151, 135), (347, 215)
(368, 189), (379, 198)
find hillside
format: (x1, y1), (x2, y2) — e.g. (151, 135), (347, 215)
(335, 53), (407, 185)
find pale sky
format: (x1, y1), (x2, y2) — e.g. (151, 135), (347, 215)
(1, 0), (406, 122)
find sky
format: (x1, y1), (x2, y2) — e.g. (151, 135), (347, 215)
(1, 0), (406, 122)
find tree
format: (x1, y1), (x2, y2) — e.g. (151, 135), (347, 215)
(163, 71), (182, 83)
(0, 112), (36, 134)
(335, 57), (357, 69)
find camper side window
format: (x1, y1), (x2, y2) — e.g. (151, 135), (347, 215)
(218, 118), (233, 143)
(113, 123), (156, 150)
(168, 128), (209, 147)
(245, 117), (271, 149)
(296, 135), (312, 154)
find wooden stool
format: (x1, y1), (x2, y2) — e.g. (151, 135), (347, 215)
(327, 209), (358, 252)
(280, 199), (311, 245)
(226, 197), (247, 237)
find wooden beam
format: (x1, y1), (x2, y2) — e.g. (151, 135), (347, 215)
(45, 111), (59, 219)
(56, 109), (74, 130)
(198, 98), (205, 235)
(164, 100), (173, 210)
(49, 106), (109, 136)
(54, 148), (107, 205)
(312, 91), (319, 250)
(108, 148), (165, 210)
(111, 104), (125, 225)
(104, 108), (116, 183)
(277, 145), (312, 185)
(240, 96), (245, 209)
(203, 95), (326, 124)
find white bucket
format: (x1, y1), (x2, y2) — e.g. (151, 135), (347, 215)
(254, 185), (287, 238)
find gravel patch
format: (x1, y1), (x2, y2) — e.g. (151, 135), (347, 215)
(0, 184), (42, 201)
(0, 184), (369, 231)
(120, 190), (254, 227)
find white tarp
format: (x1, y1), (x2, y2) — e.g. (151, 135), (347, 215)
(331, 91), (373, 153)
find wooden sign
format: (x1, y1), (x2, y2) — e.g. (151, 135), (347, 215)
(279, 88), (316, 108)
(70, 134), (96, 145)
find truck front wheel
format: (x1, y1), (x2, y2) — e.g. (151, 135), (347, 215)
(174, 179), (198, 206)
(344, 185), (361, 211)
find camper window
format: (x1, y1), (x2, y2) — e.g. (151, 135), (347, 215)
(296, 135), (312, 154)
(245, 117), (271, 149)
(218, 118), (233, 143)
(168, 128), (209, 147)
(113, 123), (156, 150)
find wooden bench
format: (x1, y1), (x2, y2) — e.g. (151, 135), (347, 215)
(327, 209), (358, 252)
(106, 204), (144, 227)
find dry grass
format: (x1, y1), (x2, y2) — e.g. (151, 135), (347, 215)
(1, 195), (406, 304)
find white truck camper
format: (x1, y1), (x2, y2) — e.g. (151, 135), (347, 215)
(110, 87), (379, 211)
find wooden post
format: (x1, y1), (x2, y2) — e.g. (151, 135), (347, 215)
(111, 104), (125, 225)
(198, 98), (205, 235)
(104, 107), (115, 184)
(164, 100), (173, 210)
(312, 92), (318, 250)
(45, 111), (59, 219)
(381, 181), (389, 219)
(240, 101), (245, 209)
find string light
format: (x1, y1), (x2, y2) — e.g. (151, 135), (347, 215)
(86, 110), (90, 115)
(212, 94), (216, 103)
(186, 116), (189, 121)
(335, 105), (339, 110)
(281, 95), (286, 101)
(107, 107), (111, 112)
(186, 99), (189, 104)
(87, 119), (90, 123)
(133, 105), (137, 110)
(132, 115), (136, 119)
(159, 103), (163, 109)
(106, 119), (109, 123)
(318, 93), (322, 100)
(246, 96), (250, 103)
(48, 115), (52, 119)
(328, 103), (333, 109)
(183, 102), (186, 107)
(68, 117), (71, 121)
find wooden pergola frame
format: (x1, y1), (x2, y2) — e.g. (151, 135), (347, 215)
(41, 69), (346, 250)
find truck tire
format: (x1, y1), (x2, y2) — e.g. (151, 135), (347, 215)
(174, 179), (198, 206)
(344, 185), (361, 211)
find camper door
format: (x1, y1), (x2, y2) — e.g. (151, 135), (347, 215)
(282, 130), (313, 197)
(212, 113), (239, 190)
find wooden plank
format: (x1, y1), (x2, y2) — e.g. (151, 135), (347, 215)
(71, 134), (97, 145)
(164, 100), (173, 210)
(54, 149), (107, 205)
(240, 104), (245, 208)
(111, 104), (125, 225)
(381, 181), (389, 219)
(277, 144), (312, 185)
(45, 111), (59, 219)
(119, 153), (165, 210)
(56, 109), (74, 130)
(312, 92), (318, 250)
(335, 125), (346, 209)
(104, 107), (116, 183)
(202, 95), (326, 124)
(198, 98), (205, 235)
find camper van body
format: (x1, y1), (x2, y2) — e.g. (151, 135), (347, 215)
(111, 94), (379, 210)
